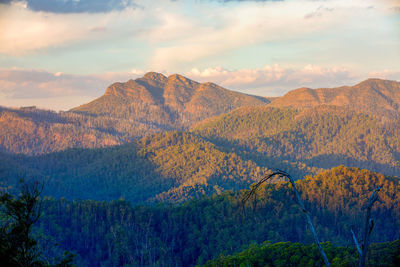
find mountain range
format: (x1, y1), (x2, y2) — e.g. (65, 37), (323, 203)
(1, 73), (399, 203)
(2, 73), (400, 266)
(1, 74), (399, 156)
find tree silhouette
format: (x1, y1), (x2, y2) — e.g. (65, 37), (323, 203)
(0, 180), (73, 266)
(351, 186), (382, 267)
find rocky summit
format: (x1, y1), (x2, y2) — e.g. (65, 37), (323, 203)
(71, 72), (270, 128)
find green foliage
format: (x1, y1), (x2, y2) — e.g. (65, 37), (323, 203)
(0, 181), (74, 266)
(202, 241), (400, 267)
(34, 166), (400, 266)
(0, 182), (43, 266)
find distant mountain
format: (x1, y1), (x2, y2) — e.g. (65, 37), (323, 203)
(0, 73), (269, 154)
(270, 78), (400, 119)
(192, 105), (400, 176)
(71, 72), (269, 128)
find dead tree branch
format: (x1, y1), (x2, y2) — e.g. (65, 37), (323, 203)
(243, 170), (331, 267)
(351, 186), (381, 267)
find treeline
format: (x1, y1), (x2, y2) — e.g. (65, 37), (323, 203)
(192, 105), (400, 176)
(34, 166), (400, 266)
(203, 241), (400, 267)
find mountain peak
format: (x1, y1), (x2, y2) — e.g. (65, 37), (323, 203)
(143, 72), (167, 82)
(167, 73), (198, 88)
(168, 73), (191, 82)
(71, 72), (268, 128)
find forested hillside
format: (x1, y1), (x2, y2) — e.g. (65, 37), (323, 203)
(34, 166), (399, 266)
(193, 105), (400, 176)
(1, 131), (289, 203)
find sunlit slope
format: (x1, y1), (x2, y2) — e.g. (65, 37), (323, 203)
(71, 72), (269, 128)
(192, 105), (400, 176)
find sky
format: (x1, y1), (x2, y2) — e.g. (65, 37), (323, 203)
(0, 0), (399, 111)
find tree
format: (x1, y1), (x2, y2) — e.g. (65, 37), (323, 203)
(0, 180), (73, 266)
(351, 186), (382, 267)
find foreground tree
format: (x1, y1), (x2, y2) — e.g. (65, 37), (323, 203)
(0, 181), (43, 266)
(0, 181), (73, 266)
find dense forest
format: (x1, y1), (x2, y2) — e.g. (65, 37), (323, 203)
(193, 105), (400, 176)
(0, 131), (317, 203)
(28, 166), (399, 266)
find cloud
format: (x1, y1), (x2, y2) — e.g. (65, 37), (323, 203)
(1, 0), (137, 13)
(368, 69), (400, 81)
(0, 68), (144, 110)
(218, 0), (283, 2)
(186, 64), (361, 96)
(304, 5), (334, 19)
(145, 0), (378, 70)
(0, 2), (143, 55)
(0, 68), (107, 99)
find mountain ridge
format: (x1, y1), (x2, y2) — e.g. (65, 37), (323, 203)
(269, 78), (400, 119)
(71, 71), (270, 128)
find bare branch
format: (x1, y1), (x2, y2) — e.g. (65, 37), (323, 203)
(358, 186), (381, 267)
(350, 228), (362, 255)
(242, 172), (277, 205)
(243, 170), (331, 267)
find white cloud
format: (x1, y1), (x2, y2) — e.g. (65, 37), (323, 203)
(144, 0), (387, 69)
(1, 0), (393, 62)
(0, 1), (142, 55)
(368, 69), (400, 81)
(186, 64), (361, 96)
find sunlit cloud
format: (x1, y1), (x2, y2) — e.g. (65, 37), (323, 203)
(0, 1), (142, 55)
(0, 67), (149, 110)
(186, 64), (361, 96)
(0, 68), (106, 98)
(368, 69), (400, 81)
